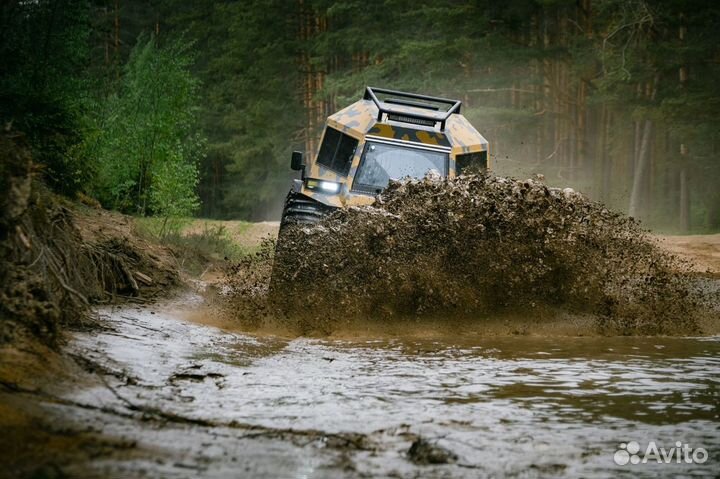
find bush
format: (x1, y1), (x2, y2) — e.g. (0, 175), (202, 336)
(0, 0), (91, 195)
(83, 35), (204, 218)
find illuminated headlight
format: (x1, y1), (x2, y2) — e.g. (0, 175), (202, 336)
(305, 179), (341, 194)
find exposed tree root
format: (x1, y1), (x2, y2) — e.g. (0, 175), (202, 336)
(0, 130), (179, 346)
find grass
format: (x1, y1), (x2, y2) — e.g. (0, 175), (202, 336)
(133, 217), (263, 274)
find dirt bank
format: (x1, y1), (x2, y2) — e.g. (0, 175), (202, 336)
(0, 130), (182, 347)
(0, 132), (189, 478)
(0, 192), (180, 344)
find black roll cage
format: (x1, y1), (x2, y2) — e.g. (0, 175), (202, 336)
(363, 86), (462, 131)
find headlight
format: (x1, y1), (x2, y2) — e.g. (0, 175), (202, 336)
(305, 179), (341, 194)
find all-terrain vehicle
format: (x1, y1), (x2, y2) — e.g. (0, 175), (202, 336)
(281, 86), (489, 226)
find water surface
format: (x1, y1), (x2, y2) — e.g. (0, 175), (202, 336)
(69, 300), (719, 478)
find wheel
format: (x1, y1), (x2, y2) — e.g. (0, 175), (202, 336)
(272, 191), (333, 298)
(279, 191), (334, 230)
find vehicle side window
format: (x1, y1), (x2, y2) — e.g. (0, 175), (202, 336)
(317, 127), (358, 175)
(456, 151), (487, 175)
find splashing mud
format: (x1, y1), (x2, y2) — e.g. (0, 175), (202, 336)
(224, 174), (713, 336)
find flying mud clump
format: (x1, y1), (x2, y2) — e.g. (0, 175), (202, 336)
(228, 173), (706, 335)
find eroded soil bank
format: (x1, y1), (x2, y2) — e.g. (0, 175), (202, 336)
(0, 130), (180, 347)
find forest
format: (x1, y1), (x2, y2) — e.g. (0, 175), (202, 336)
(3, 2), (720, 476)
(2, 0), (719, 231)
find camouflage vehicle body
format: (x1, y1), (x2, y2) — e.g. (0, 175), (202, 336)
(282, 87), (489, 224)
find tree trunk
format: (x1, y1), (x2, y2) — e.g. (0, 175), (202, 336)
(677, 13), (689, 232)
(628, 74), (658, 219)
(628, 119), (653, 218)
(602, 107), (612, 203)
(679, 168), (690, 232)
(298, 2), (328, 157)
(114, 0), (120, 60)
(104, 6), (110, 65)
(633, 119), (640, 173)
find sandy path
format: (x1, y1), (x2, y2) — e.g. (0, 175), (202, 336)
(654, 234), (720, 275)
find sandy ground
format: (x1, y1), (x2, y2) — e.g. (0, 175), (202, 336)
(654, 234), (720, 275)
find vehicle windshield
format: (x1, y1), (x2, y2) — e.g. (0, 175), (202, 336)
(353, 141), (448, 193)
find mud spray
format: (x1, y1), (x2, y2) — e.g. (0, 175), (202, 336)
(223, 173), (714, 336)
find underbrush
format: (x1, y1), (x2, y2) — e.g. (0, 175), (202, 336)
(134, 217), (253, 275)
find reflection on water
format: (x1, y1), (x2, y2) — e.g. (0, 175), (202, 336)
(72, 303), (720, 478)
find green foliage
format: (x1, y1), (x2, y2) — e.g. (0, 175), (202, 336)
(217, 2), (303, 218)
(84, 35), (203, 217)
(0, 0), (91, 194)
(3, 0), (719, 231)
(164, 0), (304, 219)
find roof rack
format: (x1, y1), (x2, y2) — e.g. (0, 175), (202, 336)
(363, 86), (462, 131)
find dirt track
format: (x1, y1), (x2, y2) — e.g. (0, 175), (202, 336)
(655, 234), (720, 275)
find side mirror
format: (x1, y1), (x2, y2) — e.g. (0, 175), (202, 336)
(290, 151), (304, 171)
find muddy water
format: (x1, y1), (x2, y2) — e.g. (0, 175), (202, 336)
(64, 295), (719, 478)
